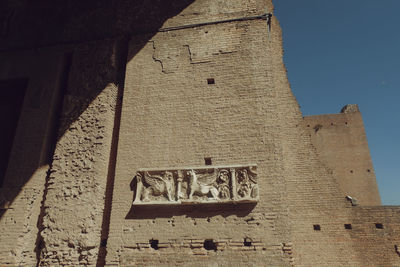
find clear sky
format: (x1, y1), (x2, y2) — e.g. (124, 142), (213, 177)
(274, 1), (400, 205)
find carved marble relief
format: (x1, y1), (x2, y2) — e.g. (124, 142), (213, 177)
(133, 165), (258, 205)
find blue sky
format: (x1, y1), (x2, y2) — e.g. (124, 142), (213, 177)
(274, 1), (400, 205)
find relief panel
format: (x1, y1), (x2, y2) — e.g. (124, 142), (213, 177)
(133, 165), (258, 205)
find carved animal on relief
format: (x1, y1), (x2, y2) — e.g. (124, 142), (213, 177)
(141, 171), (175, 202)
(187, 170), (219, 200)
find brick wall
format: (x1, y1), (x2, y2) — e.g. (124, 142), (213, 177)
(0, 0), (399, 266)
(303, 106), (381, 206)
(106, 2), (292, 265)
(349, 206), (400, 266)
(37, 41), (122, 266)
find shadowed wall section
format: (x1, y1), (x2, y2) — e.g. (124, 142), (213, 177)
(36, 41), (121, 265)
(0, 1), (197, 265)
(0, 49), (67, 265)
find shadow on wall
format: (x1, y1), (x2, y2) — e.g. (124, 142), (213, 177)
(0, 0), (196, 215)
(0, 0), (196, 51)
(0, 0), (197, 265)
(126, 204), (256, 219)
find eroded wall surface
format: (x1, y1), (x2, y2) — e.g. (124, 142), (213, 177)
(37, 41), (124, 266)
(0, 0), (399, 266)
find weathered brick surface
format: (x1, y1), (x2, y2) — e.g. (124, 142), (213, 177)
(107, 6), (290, 266)
(0, 0), (399, 266)
(37, 41), (121, 266)
(303, 107), (381, 205)
(105, 1), (400, 266)
(349, 206), (400, 266)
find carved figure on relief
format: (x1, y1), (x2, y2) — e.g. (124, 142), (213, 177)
(132, 165), (258, 205)
(187, 170), (219, 200)
(216, 170), (231, 200)
(236, 168), (258, 199)
(136, 171), (175, 202)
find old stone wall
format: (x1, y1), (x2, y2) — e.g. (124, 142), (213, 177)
(303, 106), (381, 206)
(36, 40), (125, 266)
(0, 0), (399, 266)
(288, 204), (400, 266)
(106, 3), (292, 266)
(104, 0), (379, 266)
(349, 206), (400, 266)
(265, 16), (360, 267)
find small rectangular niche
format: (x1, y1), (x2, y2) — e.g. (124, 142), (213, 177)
(207, 78), (215, 85)
(204, 157), (212, 165)
(344, 224), (352, 230)
(375, 223), (384, 229)
(313, 224), (321, 231)
(150, 239), (159, 250)
(203, 239), (217, 251)
(243, 237), (252, 247)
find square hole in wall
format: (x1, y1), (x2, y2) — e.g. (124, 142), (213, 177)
(313, 224), (321, 231)
(375, 223), (384, 229)
(204, 157), (212, 165)
(204, 239), (217, 251)
(344, 224), (352, 230)
(243, 238), (252, 247)
(149, 239), (159, 250)
(207, 78), (215, 85)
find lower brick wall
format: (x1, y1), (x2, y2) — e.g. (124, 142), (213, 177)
(118, 245), (289, 267)
(289, 204), (400, 266)
(349, 206), (400, 266)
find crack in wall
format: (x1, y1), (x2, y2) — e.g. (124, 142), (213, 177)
(184, 44), (237, 65)
(217, 50), (238, 55)
(183, 44), (211, 65)
(151, 42), (236, 72)
(183, 44), (192, 62)
(150, 41), (167, 74)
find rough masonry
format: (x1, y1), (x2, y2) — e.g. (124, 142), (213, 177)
(0, 0), (399, 266)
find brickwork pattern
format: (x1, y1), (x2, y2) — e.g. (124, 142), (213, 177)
(0, 0), (399, 266)
(107, 9), (290, 266)
(303, 109), (381, 205)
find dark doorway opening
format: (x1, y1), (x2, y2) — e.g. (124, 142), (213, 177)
(0, 78), (28, 187)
